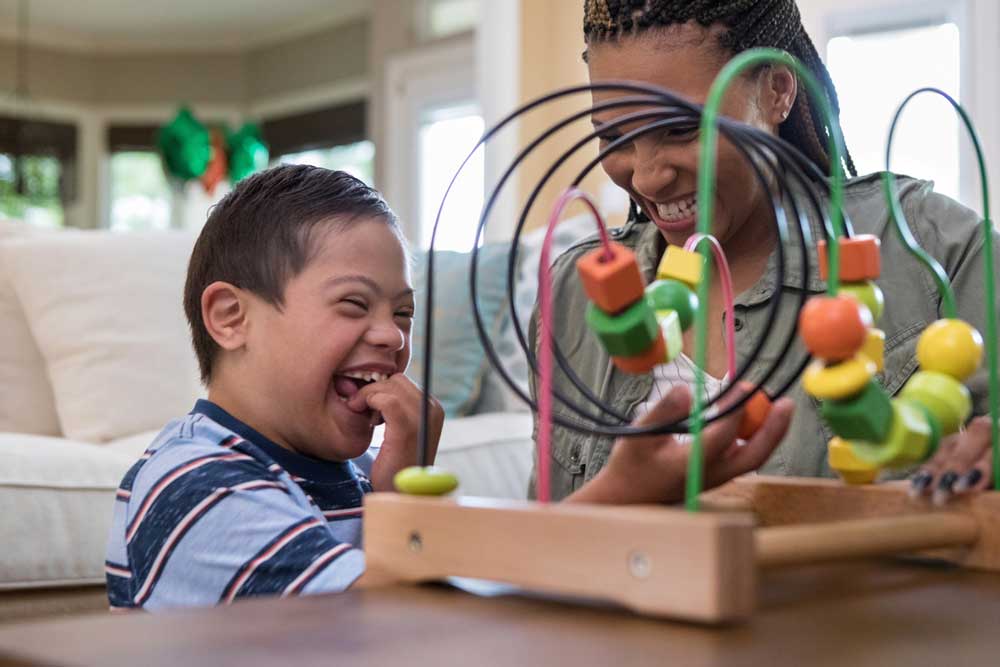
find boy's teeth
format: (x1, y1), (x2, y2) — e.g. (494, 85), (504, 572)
(342, 370), (390, 383)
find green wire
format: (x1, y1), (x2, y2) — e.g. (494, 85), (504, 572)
(884, 88), (998, 490)
(686, 48), (847, 511)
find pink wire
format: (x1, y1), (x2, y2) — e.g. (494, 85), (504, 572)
(537, 187), (612, 503)
(684, 234), (737, 380)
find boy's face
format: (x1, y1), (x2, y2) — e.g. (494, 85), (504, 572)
(243, 218), (414, 461)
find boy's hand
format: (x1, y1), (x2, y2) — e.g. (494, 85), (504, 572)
(347, 374), (444, 491)
(567, 385), (794, 505)
(910, 416), (995, 504)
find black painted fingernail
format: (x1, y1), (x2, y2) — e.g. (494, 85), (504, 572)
(933, 471), (959, 506)
(957, 469), (983, 492)
(909, 470), (932, 495)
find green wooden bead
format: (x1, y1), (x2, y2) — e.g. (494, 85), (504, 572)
(586, 298), (659, 357)
(820, 379), (893, 442)
(902, 399), (941, 458)
(839, 281), (885, 323)
(645, 280), (698, 330)
(658, 309), (683, 363)
(899, 370), (972, 436)
(851, 400), (933, 468)
(393, 466), (459, 496)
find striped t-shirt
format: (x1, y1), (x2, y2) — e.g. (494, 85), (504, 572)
(105, 399), (370, 611)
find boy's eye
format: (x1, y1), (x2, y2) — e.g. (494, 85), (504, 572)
(664, 125), (699, 141)
(342, 298), (368, 312)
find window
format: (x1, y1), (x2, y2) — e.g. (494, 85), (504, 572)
(417, 104), (484, 251)
(0, 153), (64, 227)
(277, 140), (375, 186)
(109, 152), (171, 232)
(827, 22), (961, 200)
(419, 0), (480, 41)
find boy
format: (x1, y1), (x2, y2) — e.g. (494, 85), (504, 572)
(105, 165), (444, 610)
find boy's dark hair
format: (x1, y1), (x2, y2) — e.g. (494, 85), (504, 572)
(183, 164), (399, 384)
(583, 0), (858, 179)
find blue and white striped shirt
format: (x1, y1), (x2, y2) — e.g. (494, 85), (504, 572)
(105, 400), (370, 611)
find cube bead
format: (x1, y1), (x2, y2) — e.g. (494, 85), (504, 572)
(828, 437), (879, 485)
(738, 388), (773, 440)
(850, 399), (933, 468)
(612, 332), (666, 374)
(916, 319), (984, 381)
(802, 355), (877, 400)
(821, 379), (893, 442)
(656, 245), (704, 289)
(799, 295), (873, 362)
(899, 370), (972, 436)
(576, 242), (645, 314)
(586, 299), (658, 358)
(818, 234), (882, 282)
(860, 328), (885, 373)
(658, 309), (683, 364)
(646, 279), (698, 330)
(839, 281), (884, 323)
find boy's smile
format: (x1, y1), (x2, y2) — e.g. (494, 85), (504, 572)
(214, 218), (414, 463)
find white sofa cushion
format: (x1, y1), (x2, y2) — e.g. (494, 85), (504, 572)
(0, 222), (61, 436)
(0, 432), (135, 590)
(0, 231), (202, 443)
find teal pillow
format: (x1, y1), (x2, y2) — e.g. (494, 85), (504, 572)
(406, 245), (511, 416)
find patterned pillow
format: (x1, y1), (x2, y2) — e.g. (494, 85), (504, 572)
(406, 244), (511, 416)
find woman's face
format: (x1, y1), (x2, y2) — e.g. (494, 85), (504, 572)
(586, 25), (791, 247)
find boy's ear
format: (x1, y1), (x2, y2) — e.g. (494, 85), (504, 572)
(201, 281), (250, 351)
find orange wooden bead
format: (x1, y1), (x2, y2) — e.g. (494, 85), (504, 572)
(798, 295), (873, 361)
(576, 242), (645, 314)
(738, 388), (773, 440)
(818, 234), (882, 282)
(612, 332), (666, 374)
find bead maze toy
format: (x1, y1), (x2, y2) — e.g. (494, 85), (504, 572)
(363, 49), (1000, 623)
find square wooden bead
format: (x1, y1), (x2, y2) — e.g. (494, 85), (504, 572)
(827, 437), (879, 485)
(586, 299), (659, 358)
(820, 379), (893, 442)
(656, 245), (704, 289)
(576, 243), (645, 314)
(818, 234), (881, 282)
(851, 399), (933, 468)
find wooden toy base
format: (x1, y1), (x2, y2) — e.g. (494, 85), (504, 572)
(363, 476), (1000, 624)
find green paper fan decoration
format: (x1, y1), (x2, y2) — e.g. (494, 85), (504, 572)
(227, 124), (270, 184)
(156, 107), (212, 181)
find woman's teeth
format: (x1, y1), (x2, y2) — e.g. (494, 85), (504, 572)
(655, 197), (697, 223)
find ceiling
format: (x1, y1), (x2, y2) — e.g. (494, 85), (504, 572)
(0, 0), (373, 53)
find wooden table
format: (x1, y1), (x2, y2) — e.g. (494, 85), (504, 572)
(0, 561), (998, 667)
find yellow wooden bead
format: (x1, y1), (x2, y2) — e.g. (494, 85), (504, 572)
(801, 355), (877, 400)
(394, 466), (459, 496)
(916, 319), (984, 381)
(860, 328), (885, 373)
(899, 370), (972, 436)
(828, 437), (879, 485)
(851, 400), (933, 468)
(656, 245), (704, 289)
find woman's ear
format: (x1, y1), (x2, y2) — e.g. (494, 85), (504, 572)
(201, 281), (249, 351)
(763, 64), (797, 128)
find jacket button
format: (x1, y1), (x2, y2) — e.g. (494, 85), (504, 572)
(734, 318), (745, 331)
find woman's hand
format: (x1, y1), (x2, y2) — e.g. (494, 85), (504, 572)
(566, 385), (794, 505)
(910, 416), (995, 505)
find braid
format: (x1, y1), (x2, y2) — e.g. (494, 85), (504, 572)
(584, 0), (858, 178)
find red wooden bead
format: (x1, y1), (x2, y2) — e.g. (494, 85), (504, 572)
(738, 388), (773, 440)
(799, 295), (873, 362)
(576, 242), (646, 314)
(612, 332), (666, 375)
(818, 234), (882, 282)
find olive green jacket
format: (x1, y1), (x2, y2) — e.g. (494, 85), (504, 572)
(529, 173), (999, 500)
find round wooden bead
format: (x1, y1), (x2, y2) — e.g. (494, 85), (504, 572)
(838, 281), (884, 323)
(645, 280), (698, 330)
(612, 332), (666, 374)
(738, 387), (773, 440)
(851, 400), (933, 468)
(802, 355), (877, 400)
(586, 299), (659, 358)
(393, 466), (459, 496)
(818, 234), (881, 282)
(899, 370), (972, 436)
(827, 437), (879, 485)
(916, 319), (984, 381)
(799, 295), (873, 362)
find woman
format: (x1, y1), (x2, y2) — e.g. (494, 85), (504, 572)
(532, 0), (997, 503)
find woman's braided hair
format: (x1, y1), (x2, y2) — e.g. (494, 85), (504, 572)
(584, 0), (858, 178)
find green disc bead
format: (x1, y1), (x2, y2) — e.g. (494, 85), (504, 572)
(820, 379), (893, 442)
(393, 466), (459, 496)
(901, 399), (941, 458)
(586, 298), (659, 358)
(851, 399), (932, 468)
(645, 279), (698, 331)
(658, 309), (683, 363)
(838, 281), (884, 323)
(898, 370), (972, 436)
